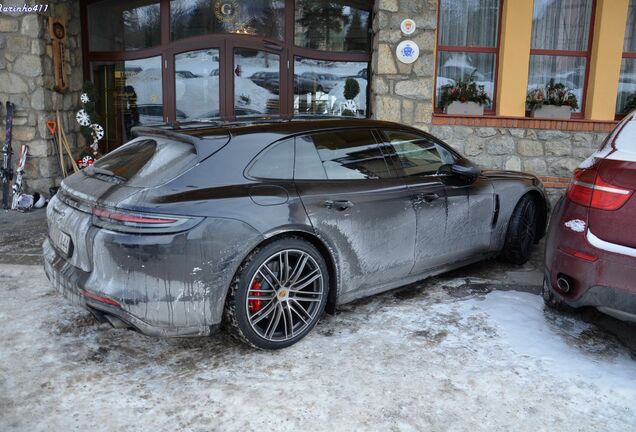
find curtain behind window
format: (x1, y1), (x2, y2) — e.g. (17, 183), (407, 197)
(527, 0), (593, 113)
(439, 0), (499, 48)
(436, 0), (500, 109)
(531, 0), (593, 51)
(617, 0), (636, 114)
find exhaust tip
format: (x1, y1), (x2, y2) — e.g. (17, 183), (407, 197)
(556, 274), (573, 293)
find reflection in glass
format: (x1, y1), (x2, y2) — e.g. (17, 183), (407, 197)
(171, 0), (284, 40)
(312, 130), (391, 180)
(435, 52), (495, 108)
(384, 131), (449, 177)
(91, 56), (163, 152)
(531, 0), (593, 51)
(295, 0), (371, 52)
(528, 55), (586, 112)
(294, 58), (368, 117)
(617, 59), (636, 115)
(88, 0), (161, 51)
(235, 49), (280, 116)
(175, 49), (220, 120)
(439, 0), (499, 47)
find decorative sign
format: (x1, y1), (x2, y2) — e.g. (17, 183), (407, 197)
(400, 18), (416, 35)
(396, 40), (419, 64)
(48, 17), (68, 93)
(214, 0), (240, 23)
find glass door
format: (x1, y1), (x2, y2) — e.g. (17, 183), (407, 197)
(232, 46), (282, 117)
(174, 48), (222, 121)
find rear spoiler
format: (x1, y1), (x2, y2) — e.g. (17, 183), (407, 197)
(131, 126), (230, 161)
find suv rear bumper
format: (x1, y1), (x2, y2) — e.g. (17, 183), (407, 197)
(43, 239), (217, 337)
(545, 198), (636, 321)
(545, 269), (636, 321)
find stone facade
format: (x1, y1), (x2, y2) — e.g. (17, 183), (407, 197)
(427, 126), (607, 177)
(372, 0), (437, 131)
(0, 1), (83, 194)
(371, 1), (610, 179)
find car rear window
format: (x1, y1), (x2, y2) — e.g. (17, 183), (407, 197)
(91, 137), (198, 187)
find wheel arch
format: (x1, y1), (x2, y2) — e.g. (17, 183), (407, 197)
(522, 189), (548, 242)
(230, 228), (340, 316)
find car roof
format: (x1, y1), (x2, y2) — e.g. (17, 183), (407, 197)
(166, 118), (425, 139)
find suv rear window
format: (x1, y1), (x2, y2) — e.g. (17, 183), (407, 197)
(91, 137), (198, 187)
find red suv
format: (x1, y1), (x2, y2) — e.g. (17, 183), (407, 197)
(544, 112), (636, 321)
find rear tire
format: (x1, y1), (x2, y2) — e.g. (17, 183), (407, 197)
(500, 195), (537, 265)
(223, 238), (329, 349)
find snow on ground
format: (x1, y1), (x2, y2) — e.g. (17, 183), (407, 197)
(1, 264), (635, 431)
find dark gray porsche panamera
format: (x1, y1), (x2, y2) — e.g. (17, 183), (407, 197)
(44, 119), (548, 349)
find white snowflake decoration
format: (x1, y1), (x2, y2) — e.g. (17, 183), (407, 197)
(80, 93), (90, 104)
(90, 123), (104, 141)
(76, 109), (91, 126)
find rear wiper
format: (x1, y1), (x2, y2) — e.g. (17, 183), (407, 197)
(84, 166), (126, 183)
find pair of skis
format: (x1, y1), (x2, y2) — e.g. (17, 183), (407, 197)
(1, 101), (14, 209)
(1, 101), (29, 210)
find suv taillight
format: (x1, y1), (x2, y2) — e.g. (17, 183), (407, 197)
(566, 166), (633, 211)
(92, 207), (202, 233)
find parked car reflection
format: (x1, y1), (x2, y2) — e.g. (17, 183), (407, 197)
(137, 104), (187, 124)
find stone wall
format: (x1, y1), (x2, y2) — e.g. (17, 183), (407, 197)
(371, 0), (610, 181)
(428, 125), (606, 177)
(0, 0), (83, 195)
(372, 0), (437, 131)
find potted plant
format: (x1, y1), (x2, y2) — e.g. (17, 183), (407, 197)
(341, 78), (360, 117)
(438, 72), (491, 115)
(526, 79), (579, 119)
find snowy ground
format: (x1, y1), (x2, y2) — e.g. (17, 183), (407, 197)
(1, 263), (635, 431)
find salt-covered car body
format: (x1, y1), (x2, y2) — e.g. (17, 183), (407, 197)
(544, 112), (636, 321)
(43, 119), (547, 342)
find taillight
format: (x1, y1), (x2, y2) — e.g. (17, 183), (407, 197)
(92, 207), (201, 233)
(93, 208), (177, 224)
(566, 166), (633, 211)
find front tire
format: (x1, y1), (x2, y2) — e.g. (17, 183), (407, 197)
(223, 238), (329, 349)
(501, 195), (537, 265)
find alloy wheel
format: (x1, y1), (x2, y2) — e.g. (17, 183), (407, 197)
(246, 249), (324, 342)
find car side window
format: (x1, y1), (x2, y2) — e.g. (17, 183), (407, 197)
(295, 136), (327, 180)
(382, 130), (456, 177)
(247, 139), (294, 180)
(301, 129), (392, 180)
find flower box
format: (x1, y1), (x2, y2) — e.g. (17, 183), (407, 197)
(531, 105), (572, 120)
(445, 101), (484, 116)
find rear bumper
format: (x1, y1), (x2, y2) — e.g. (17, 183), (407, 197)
(545, 197), (636, 319)
(43, 239), (217, 337)
(545, 267), (636, 320)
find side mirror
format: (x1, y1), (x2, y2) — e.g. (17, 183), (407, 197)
(450, 162), (481, 183)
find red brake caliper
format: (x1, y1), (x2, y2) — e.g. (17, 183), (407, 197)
(248, 279), (263, 313)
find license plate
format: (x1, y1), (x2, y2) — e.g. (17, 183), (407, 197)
(50, 226), (71, 256)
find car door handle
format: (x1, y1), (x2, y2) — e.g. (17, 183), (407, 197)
(324, 200), (354, 210)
